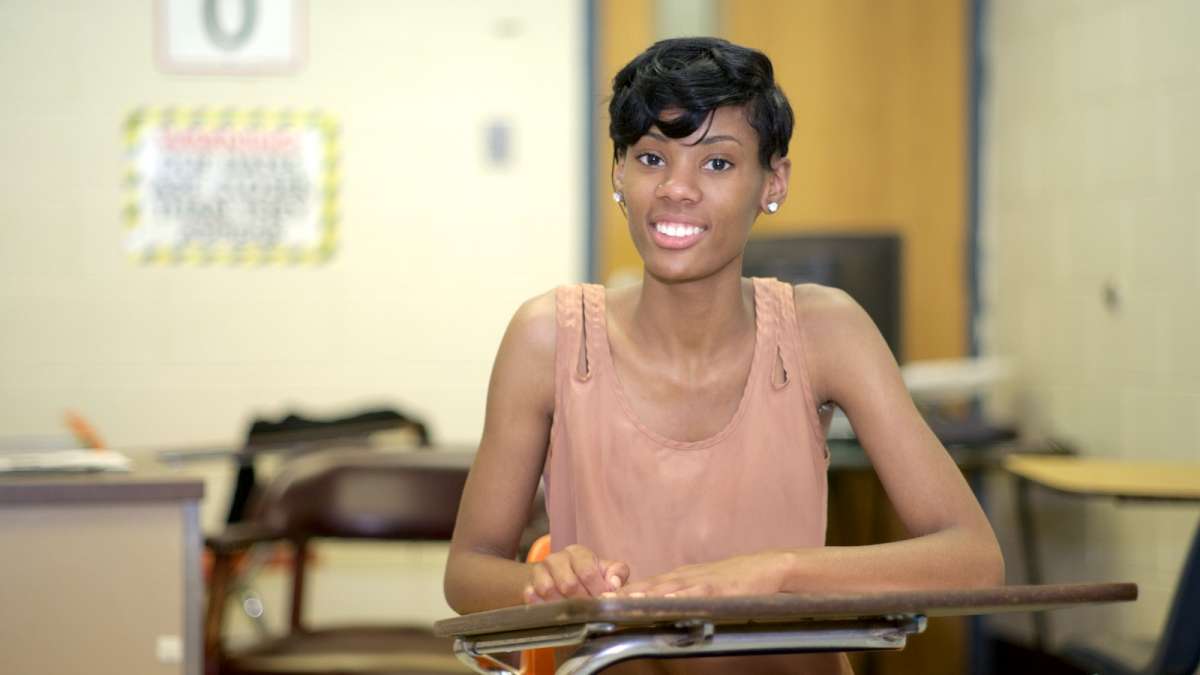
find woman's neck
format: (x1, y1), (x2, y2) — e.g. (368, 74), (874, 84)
(627, 264), (755, 361)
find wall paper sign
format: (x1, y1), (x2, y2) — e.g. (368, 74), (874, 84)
(122, 107), (339, 265)
(157, 0), (306, 75)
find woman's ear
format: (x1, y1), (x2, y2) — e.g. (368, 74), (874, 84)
(611, 155), (626, 195)
(761, 156), (792, 213)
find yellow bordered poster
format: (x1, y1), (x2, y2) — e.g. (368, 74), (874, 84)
(122, 107), (338, 264)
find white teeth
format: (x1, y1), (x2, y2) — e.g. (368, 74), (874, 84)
(655, 223), (704, 238)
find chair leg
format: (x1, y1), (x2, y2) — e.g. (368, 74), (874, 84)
(290, 539), (308, 633)
(205, 554), (234, 675)
(231, 543), (279, 638)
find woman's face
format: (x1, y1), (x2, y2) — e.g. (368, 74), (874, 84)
(614, 105), (789, 284)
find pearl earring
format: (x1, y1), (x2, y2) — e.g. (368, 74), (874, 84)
(766, 202), (779, 213)
(612, 192), (623, 203)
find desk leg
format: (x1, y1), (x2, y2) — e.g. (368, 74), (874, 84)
(1015, 477), (1049, 649)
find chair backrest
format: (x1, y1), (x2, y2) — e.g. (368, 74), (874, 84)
(1146, 518), (1200, 675)
(227, 408), (432, 525)
(255, 450), (468, 541)
(247, 450), (469, 631)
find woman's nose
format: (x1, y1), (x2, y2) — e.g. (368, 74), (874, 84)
(654, 169), (701, 204)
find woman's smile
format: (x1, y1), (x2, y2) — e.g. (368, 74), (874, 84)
(650, 216), (709, 250)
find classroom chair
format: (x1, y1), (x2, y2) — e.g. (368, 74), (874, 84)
(204, 450), (472, 675)
(219, 408), (433, 635)
(227, 408), (431, 525)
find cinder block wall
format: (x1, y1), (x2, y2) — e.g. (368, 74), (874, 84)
(982, 0), (1200, 649)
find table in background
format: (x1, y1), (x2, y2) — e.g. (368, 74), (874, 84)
(1005, 454), (1200, 653)
(0, 459), (204, 675)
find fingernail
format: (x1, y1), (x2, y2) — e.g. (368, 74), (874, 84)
(608, 575), (622, 589)
(600, 592), (616, 598)
(664, 592), (677, 598)
(629, 592), (645, 598)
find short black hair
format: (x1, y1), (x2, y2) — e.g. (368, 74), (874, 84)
(609, 37), (794, 169)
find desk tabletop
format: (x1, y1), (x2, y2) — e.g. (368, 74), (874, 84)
(435, 582), (1136, 638)
(0, 453), (203, 505)
(1004, 454), (1200, 501)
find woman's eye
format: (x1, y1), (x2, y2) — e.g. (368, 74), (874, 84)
(704, 158), (734, 172)
(636, 153), (664, 167)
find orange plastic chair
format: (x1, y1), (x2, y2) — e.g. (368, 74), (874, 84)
(521, 534), (556, 675)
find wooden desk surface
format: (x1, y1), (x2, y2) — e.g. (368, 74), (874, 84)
(435, 582), (1136, 638)
(1004, 454), (1200, 501)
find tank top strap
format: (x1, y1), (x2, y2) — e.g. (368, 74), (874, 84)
(766, 278), (797, 390)
(580, 283), (607, 379)
(554, 284), (592, 385)
(766, 278), (827, 449)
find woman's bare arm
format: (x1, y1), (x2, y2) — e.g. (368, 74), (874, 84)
(620, 284), (1003, 597)
(443, 292), (558, 613)
(787, 283), (1004, 590)
(443, 291), (631, 613)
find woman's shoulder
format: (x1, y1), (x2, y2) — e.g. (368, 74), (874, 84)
(789, 282), (862, 321)
(787, 281), (881, 351)
(504, 289), (559, 361)
(488, 290), (562, 416)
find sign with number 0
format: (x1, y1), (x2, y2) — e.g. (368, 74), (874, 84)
(157, 0), (305, 74)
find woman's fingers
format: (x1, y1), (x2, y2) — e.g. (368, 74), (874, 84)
(662, 583), (712, 598)
(529, 546), (632, 602)
(600, 559), (630, 590)
(566, 545), (611, 597)
(537, 545), (613, 598)
(542, 553), (585, 597)
(619, 570), (709, 597)
(529, 564), (564, 603)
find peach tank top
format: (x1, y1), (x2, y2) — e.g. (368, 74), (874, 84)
(544, 278), (830, 581)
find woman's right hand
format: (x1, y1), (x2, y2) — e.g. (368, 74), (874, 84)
(524, 544), (630, 604)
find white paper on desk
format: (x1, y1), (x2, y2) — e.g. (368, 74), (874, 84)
(901, 356), (1012, 403)
(0, 450), (133, 473)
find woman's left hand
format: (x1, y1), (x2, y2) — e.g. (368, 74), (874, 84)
(615, 551), (793, 598)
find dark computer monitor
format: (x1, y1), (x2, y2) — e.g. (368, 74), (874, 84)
(742, 233), (903, 361)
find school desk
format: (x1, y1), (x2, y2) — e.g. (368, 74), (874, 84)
(1005, 454), (1200, 650)
(435, 583), (1136, 674)
(0, 457), (205, 675)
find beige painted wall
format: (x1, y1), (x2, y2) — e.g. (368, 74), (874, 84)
(981, 0), (1200, 649)
(0, 0), (586, 450)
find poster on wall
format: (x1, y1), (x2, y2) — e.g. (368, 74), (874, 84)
(157, 0), (306, 75)
(122, 107), (339, 265)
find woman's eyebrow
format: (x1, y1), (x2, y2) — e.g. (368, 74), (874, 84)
(644, 131), (742, 146)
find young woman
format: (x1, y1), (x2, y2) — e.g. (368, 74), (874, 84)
(445, 37), (1003, 674)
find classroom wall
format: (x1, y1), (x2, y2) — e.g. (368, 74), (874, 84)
(0, 0), (586, 450)
(981, 0), (1200, 648)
